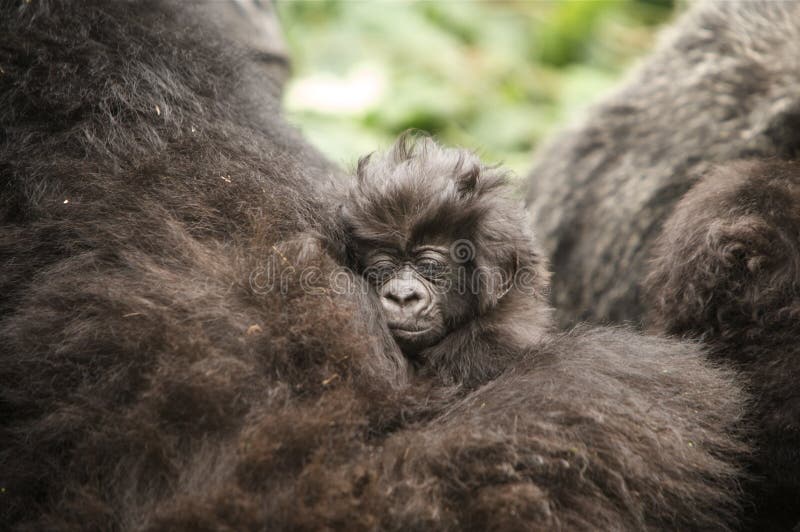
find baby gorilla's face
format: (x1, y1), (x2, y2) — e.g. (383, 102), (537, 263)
(362, 244), (474, 356)
(340, 135), (532, 359)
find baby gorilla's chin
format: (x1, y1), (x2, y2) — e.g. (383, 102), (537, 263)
(389, 323), (444, 357)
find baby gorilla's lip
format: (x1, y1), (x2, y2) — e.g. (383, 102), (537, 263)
(390, 325), (432, 334)
(388, 324), (433, 335)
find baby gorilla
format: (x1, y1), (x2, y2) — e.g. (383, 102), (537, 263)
(340, 135), (551, 385)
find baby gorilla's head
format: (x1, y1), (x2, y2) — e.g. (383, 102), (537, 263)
(340, 134), (549, 359)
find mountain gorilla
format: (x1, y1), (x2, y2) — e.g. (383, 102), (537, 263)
(1, 1), (748, 530)
(524, 2), (800, 528)
(646, 160), (800, 530)
(340, 135), (551, 386)
(526, 0), (800, 327)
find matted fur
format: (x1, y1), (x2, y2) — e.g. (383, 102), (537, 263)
(646, 160), (800, 530)
(1, 1), (748, 530)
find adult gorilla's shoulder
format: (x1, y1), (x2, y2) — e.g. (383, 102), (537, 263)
(646, 160), (800, 530)
(526, 1), (800, 528)
(526, 0), (800, 326)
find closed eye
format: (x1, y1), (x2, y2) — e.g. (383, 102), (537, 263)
(416, 258), (447, 278)
(364, 259), (397, 285)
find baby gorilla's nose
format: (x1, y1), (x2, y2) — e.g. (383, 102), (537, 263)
(380, 278), (429, 319)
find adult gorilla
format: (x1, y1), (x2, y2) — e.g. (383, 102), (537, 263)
(526, 0), (800, 327)
(646, 161), (800, 530)
(0, 0), (404, 527)
(526, 1), (800, 529)
(1, 1), (747, 530)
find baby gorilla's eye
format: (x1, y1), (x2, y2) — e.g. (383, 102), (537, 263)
(416, 257), (447, 278)
(364, 260), (396, 285)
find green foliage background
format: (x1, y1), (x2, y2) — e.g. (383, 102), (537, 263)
(276, 0), (676, 175)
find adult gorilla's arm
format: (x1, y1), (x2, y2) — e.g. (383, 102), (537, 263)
(0, 1), (405, 528)
(526, 0), (800, 326)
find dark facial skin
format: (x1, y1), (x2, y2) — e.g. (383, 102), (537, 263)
(362, 244), (474, 356)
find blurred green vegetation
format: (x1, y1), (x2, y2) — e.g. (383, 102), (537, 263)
(276, 0), (676, 175)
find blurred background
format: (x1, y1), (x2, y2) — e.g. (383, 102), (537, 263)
(275, 0), (677, 176)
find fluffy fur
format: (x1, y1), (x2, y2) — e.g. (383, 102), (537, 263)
(525, 3), (800, 526)
(0, 0), (405, 527)
(526, 0), (800, 326)
(1, 1), (749, 530)
(135, 327), (750, 532)
(646, 160), (800, 530)
(201, 0), (290, 97)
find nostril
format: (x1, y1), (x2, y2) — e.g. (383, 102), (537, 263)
(382, 292), (400, 305)
(399, 291), (421, 304)
(383, 289), (421, 307)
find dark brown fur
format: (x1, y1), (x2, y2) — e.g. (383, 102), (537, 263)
(524, 2), (800, 527)
(1, 1), (748, 530)
(526, 0), (800, 327)
(646, 160), (800, 530)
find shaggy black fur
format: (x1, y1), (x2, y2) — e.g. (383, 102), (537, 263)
(524, 2), (800, 528)
(1, 1), (749, 530)
(526, 0), (800, 327)
(0, 0), (403, 526)
(203, 0), (291, 97)
(646, 160), (800, 530)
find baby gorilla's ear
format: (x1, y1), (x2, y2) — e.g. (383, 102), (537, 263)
(471, 217), (549, 315)
(473, 241), (518, 313)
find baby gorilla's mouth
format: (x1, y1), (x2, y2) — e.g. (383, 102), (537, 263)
(389, 324), (433, 334)
(387, 323), (441, 356)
